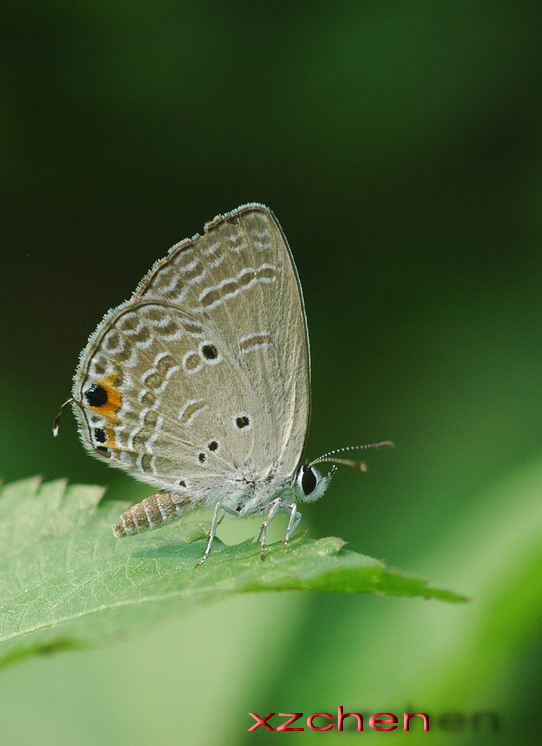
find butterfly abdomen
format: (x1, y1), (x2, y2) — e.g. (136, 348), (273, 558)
(112, 490), (193, 537)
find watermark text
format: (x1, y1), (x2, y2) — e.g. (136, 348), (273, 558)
(248, 708), (429, 732)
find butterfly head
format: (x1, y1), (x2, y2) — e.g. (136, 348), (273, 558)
(296, 441), (395, 503)
(295, 462), (337, 503)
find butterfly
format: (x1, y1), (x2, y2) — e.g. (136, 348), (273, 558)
(54, 204), (392, 566)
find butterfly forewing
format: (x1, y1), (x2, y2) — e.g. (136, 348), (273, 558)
(72, 204), (310, 494)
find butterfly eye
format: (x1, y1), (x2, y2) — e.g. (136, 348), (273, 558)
(301, 465), (317, 496)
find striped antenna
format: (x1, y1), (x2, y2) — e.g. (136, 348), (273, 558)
(309, 441), (394, 471)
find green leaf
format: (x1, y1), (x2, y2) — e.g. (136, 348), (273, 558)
(0, 478), (467, 667)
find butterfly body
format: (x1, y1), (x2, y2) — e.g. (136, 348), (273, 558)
(65, 204), (342, 563)
(60, 204), (391, 565)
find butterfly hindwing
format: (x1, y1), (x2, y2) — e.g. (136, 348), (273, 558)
(73, 302), (268, 491)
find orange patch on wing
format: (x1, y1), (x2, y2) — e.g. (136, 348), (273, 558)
(85, 374), (122, 424)
(105, 427), (119, 450)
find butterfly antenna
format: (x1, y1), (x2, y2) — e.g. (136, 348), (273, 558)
(52, 398), (77, 437)
(309, 441), (394, 472)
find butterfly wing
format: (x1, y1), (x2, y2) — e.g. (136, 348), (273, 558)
(72, 204), (310, 499)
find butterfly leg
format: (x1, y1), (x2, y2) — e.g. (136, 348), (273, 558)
(195, 502), (224, 568)
(283, 503), (301, 550)
(256, 497), (283, 560)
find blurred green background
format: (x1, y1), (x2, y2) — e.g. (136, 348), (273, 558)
(2, 1), (542, 744)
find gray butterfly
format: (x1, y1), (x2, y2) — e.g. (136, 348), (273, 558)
(55, 204), (391, 566)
